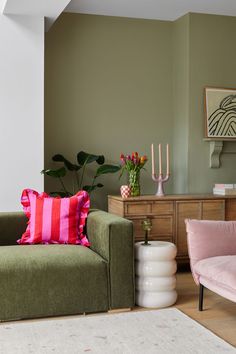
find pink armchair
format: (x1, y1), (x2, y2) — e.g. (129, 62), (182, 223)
(185, 219), (236, 311)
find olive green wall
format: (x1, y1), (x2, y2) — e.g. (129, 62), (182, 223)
(45, 14), (173, 209)
(172, 14), (189, 193)
(45, 12), (236, 209)
(188, 13), (236, 193)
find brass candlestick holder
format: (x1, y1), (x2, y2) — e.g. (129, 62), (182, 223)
(141, 218), (152, 246)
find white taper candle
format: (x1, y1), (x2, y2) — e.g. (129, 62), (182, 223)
(159, 143), (162, 175)
(151, 143), (155, 175)
(166, 143), (170, 175)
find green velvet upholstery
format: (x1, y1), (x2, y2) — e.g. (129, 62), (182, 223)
(87, 210), (134, 309)
(0, 210), (134, 321)
(0, 212), (27, 245)
(0, 245), (108, 321)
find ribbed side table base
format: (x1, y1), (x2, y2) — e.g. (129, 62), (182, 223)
(135, 241), (177, 308)
(136, 290), (177, 308)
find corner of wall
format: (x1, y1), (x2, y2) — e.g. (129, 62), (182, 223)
(172, 13), (190, 194)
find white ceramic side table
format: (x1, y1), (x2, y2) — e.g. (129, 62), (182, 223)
(135, 241), (177, 308)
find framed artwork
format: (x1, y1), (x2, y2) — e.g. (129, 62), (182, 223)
(204, 87), (236, 139)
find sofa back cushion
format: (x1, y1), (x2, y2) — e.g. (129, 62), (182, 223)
(18, 189), (90, 246)
(0, 212), (27, 245)
(185, 219), (236, 284)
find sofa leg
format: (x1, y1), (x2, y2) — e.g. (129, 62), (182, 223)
(108, 308), (132, 314)
(199, 283), (204, 311)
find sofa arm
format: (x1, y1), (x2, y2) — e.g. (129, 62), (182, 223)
(0, 212), (27, 245)
(87, 209), (135, 309)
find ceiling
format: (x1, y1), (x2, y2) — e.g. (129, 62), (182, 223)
(65, 0), (236, 21)
(2, 0), (71, 30)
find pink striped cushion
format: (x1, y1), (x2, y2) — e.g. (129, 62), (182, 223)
(18, 189), (90, 246)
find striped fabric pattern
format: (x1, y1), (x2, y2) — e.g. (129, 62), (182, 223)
(18, 189), (90, 246)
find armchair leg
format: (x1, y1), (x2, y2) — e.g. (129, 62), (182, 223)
(199, 283), (204, 311)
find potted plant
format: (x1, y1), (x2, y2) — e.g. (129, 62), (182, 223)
(42, 151), (120, 196)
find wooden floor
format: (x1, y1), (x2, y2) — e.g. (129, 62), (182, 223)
(175, 271), (236, 347)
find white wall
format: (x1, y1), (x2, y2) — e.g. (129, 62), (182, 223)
(0, 15), (44, 211)
(0, 0), (7, 12)
(3, 0), (71, 30)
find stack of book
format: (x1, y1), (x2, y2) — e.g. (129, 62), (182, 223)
(213, 184), (236, 195)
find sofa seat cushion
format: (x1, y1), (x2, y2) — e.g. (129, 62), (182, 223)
(0, 245), (108, 321)
(195, 255), (236, 296)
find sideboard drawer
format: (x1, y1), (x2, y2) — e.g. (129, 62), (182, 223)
(202, 200), (225, 220)
(132, 216), (173, 239)
(151, 201), (174, 215)
(152, 216), (173, 235)
(125, 203), (151, 216)
(125, 201), (174, 216)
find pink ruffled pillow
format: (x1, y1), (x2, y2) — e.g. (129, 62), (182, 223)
(18, 189), (90, 246)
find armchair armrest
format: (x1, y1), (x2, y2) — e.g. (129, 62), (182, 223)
(87, 209), (135, 309)
(0, 212), (27, 245)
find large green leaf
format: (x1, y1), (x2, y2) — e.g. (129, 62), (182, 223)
(49, 191), (72, 197)
(77, 151), (105, 165)
(41, 167), (66, 178)
(96, 155), (105, 165)
(82, 183), (104, 193)
(52, 154), (80, 171)
(95, 164), (121, 177)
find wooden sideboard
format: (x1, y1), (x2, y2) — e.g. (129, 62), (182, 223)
(108, 194), (236, 263)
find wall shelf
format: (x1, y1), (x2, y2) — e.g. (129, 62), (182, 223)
(203, 139), (236, 168)
(209, 141), (223, 168)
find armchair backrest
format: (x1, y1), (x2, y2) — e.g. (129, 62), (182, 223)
(185, 219), (236, 284)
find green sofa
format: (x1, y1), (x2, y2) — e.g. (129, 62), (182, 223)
(0, 210), (134, 321)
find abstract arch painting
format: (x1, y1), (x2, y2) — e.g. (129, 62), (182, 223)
(205, 87), (236, 139)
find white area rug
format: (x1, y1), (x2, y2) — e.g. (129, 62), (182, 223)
(0, 308), (235, 354)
